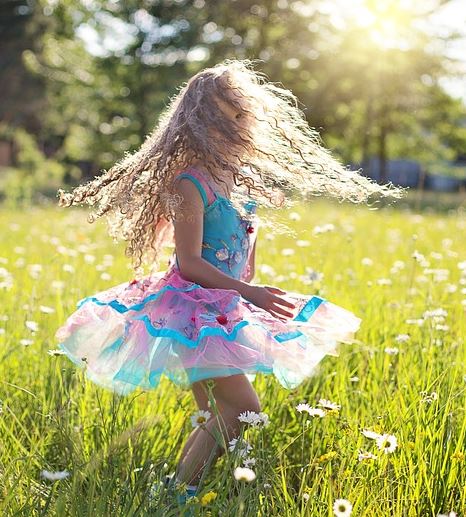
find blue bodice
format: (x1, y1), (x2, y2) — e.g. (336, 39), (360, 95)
(169, 169), (258, 280)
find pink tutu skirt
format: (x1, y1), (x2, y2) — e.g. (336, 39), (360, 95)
(55, 266), (362, 395)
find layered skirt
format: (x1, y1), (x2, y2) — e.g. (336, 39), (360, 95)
(55, 266), (362, 395)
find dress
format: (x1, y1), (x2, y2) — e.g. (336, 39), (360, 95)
(55, 168), (362, 395)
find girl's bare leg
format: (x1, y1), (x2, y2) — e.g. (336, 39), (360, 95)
(176, 380), (212, 467)
(175, 374), (261, 486)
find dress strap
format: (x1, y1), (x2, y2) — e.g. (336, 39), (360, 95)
(174, 173), (209, 208)
(175, 169), (218, 207)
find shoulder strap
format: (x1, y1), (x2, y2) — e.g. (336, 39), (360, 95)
(176, 169), (218, 206)
(174, 172), (210, 208)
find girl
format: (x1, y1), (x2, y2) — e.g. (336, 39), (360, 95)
(55, 59), (405, 505)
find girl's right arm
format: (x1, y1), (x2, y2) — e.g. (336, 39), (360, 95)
(173, 178), (295, 320)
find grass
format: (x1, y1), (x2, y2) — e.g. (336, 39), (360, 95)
(0, 193), (465, 516)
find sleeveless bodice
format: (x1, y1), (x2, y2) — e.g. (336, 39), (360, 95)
(169, 168), (259, 280)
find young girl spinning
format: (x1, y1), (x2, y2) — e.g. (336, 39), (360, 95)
(55, 59), (405, 507)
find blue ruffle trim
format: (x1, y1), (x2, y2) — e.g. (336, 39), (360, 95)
(74, 284), (326, 347)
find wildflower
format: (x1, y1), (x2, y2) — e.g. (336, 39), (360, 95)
(40, 469), (70, 481)
(437, 512), (457, 517)
(317, 451), (337, 463)
(190, 410), (211, 428)
(349, 376), (359, 383)
(305, 267), (324, 282)
(228, 438), (252, 458)
(302, 492), (310, 502)
(200, 491), (217, 506)
(333, 498), (352, 517)
(405, 318), (425, 326)
(295, 403), (326, 417)
(395, 334), (410, 343)
(420, 391), (439, 404)
(361, 429), (382, 440)
(281, 248), (295, 256)
(358, 450), (377, 461)
(313, 223), (335, 235)
(39, 305), (55, 314)
(376, 433), (398, 454)
(318, 399), (340, 412)
(361, 257), (373, 266)
(384, 346), (399, 355)
(450, 451), (464, 462)
(48, 349), (66, 356)
(263, 483), (271, 489)
(20, 339), (34, 346)
(25, 320), (39, 333)
(238, 410), (269, 427)
(233, 466), (256, 482)
(289, 212), (301, 221)
(243, 457), (256, 468)
(296, 240), (310, 247)
(376, 278), (392, 286)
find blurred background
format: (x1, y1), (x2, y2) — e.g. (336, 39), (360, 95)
(1, 0), (465, 208)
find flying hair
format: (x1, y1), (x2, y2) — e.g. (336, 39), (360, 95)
(57, 58), (407, 277)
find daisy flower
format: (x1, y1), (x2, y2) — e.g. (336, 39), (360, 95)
(333, 498), (353, 517)
(41, 469), (70, 481)
(190, 409), (211, 428)
(318, 399), (341, 411)
(228, 437), (252, 458)
(358, 450), (377, 461)
(376, 433), (398, 454)
(295, 403), (326, 417)
(361, 429), (382, 440)
(237, 410), (270, 427)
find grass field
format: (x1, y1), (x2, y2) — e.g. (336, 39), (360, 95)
(0, 194), (465, 516)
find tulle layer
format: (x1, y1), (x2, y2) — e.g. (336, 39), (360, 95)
(55, 266), (362, 395)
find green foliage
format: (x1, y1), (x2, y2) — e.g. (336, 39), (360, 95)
(0, 124), (66, 206)
(0, 197), (465, 515)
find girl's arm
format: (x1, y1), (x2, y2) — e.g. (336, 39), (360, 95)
(173, 178), (255, 298)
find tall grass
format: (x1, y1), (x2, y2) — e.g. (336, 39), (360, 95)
(0, 196), (464, 516)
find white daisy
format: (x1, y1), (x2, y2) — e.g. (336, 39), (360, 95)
(233, 466), (256, 482)
(296, 403), (313, 413)
(384, 347), (399, 355)
(190, 409), (211, 428)
(20, 339), (34, 347)
(376, 433), (398, 454)
(318, 399), (341, 411)
(358, 450), (377, 461)
(25, 320), (39, 332)
(237, 410), (269, 427)
(39, 305), (55, 314)
(333, 498), (352, 516)
(243, 457), (256, 468)
(395, 334), (410, 343)
(361, 429), (382, 440)
(228, 437), (252, 458)
(40, 469), (70, 481)
(48, 349), (66, 356)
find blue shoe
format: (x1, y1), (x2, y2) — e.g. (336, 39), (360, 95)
(176, 487), (198, 517)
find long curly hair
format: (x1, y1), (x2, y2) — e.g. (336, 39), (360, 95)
(58, 58), (406, 277)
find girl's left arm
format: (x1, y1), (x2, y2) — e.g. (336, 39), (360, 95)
(244, 238), (256, 283)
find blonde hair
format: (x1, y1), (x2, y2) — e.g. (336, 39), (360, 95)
(58, 58), (406, 277)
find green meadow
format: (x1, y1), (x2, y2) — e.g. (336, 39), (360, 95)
(0, 194), (465, 516)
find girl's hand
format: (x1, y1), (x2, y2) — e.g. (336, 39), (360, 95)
(242, 284), (296, 321)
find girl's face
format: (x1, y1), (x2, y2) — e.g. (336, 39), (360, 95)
(211, 94), (256, 156)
